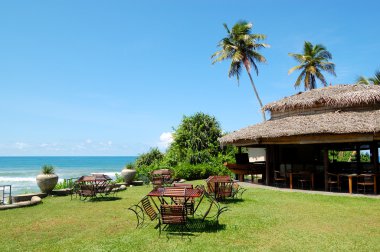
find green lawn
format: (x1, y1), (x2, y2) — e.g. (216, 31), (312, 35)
(1, 182), (379, 251)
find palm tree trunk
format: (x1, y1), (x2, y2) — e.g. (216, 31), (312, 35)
(246, 69), (267, 121)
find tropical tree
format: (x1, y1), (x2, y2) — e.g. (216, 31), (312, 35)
(211, 21), (269, 121)
(356, 70), (380, 85)
(288, 41), (336, 90)
(166, 112), (222, 165)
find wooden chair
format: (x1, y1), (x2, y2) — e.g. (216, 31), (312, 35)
(357, 174), (375, 194)
(172, 184), (195, 215)
(159, 204), (187, 235)
(172, 183), (193, 189)
(231, 182), (247, 199)
(128, 196), (159, 228)
(297, 172), (311, 190)
(217, 182), (233, 200)
(273, 170), (287, 188)
(327, 173), (341, 192)
(78, 184), (96, 201)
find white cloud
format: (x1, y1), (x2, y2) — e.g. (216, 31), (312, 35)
(158, 132), (173, 150)
(14, 142), (29, 150)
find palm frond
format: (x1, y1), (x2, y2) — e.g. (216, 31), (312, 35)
(315, 70), (327, 86)
(223, 23), (230, 34)
(288, 65), (303, 75)
(289, 41), (335, 90)
(356, 76), (370, 85)
(294, 70), (306, 88)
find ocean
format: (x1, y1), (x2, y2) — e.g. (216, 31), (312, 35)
(0, 156), (137, 196)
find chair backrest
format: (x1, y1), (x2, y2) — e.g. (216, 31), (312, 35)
(172, 183), (193, 189)
(217, 182), (233, 198)
(327, 173), (338, 182)
(79, 184), (96, 197)
(274, 170), (283, 179)
(160, 204), (186, 224)
(163, 187), (186, 197)
(358, 174), (374, 183)
(151, 175), (163, 187)
(140, 196), (158, 221)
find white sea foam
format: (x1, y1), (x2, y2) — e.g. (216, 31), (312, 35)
(0, 177), (35, 182)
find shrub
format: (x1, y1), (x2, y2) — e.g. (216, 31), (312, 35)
(54, 179), (74, 189)
(135, 148), (164, 169)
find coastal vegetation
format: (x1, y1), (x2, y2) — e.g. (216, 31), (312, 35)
(1, 184), (379, 251)
(356, 70), (380, 85)
(211, 21), (269, 121)
(288, 41), (336, 90)
(134, 112), (236, 182)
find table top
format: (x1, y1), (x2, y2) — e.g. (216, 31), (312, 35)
(77, 174), (112, 182)
(147, 187), (203, 198)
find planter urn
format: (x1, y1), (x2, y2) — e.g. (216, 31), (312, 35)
(36, 174), (59, 194)
(120, 168), (136, 185)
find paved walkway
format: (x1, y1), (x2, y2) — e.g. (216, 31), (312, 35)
(239, 181), (380, 199)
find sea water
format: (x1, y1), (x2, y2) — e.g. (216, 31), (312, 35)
(0, 156), (137, 196)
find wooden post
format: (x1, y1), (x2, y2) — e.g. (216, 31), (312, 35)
(265, 146), (270, 185)
(323, 146), (329, 191)
(371, 142), (379, 173)
(371, 142), (379, 194)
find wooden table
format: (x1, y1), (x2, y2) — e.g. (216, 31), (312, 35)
(147, 187), (204, 214)
(338, 173), (377, 194)
(287, 172), (314, 190)
(76, 174), (112, 198)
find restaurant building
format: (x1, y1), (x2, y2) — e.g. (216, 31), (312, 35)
(219, 84), (380, 194)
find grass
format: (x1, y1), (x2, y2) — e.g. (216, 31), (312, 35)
(1, 182), (379, 251)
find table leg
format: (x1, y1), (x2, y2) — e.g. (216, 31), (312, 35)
(348, 176), (353, 194)
(374, 176), (377, 194)
(289, 174), (293, 189)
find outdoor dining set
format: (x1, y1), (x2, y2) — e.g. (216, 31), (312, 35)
(273, 169), (378, 194)
(70, 174), (120, 200)
(128, 171), (246, 235)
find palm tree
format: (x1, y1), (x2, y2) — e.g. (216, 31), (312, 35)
(211, 21), (269, 121)
(356, 70), (380, 85)
(288, 41), (336, 90)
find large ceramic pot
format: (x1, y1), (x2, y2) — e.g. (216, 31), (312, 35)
(120, 168), (136, 184)
(36, 174), (59, 194)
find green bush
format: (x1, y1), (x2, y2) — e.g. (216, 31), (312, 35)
(54, 179), (75, 189)
(135, 148), (164, 169)
(114, 173), (124, 183)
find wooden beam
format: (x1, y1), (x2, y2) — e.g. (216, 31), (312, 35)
(323, 146), (329, 191)
(265, 146), (270, 185)
(228, 134), (375, 146)
(372, 142), (379, 173)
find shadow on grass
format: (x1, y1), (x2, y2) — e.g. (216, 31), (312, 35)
(158, 219), (226, 239)
(88, 196), (122, 202)
(218, 198), (244, 204)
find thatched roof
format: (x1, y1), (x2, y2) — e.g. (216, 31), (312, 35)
(263, 84), (380, 113)
(219, 109), (380, 146)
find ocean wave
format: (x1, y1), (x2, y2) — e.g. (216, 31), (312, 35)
(0, 177), (36, 182)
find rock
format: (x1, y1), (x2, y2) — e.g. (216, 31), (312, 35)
(119, 185), (127, 190)
(131, 180), (144, 186)
(31, 196), (42, 204)
(178, 179), (187, 183)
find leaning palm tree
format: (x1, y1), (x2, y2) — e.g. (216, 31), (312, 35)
(288, 41), (336, 90)
(356, 70), (380, 85)
(211, 21), (269, 121)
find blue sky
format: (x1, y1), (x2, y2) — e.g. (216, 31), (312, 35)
(0, 0), (379, 156)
